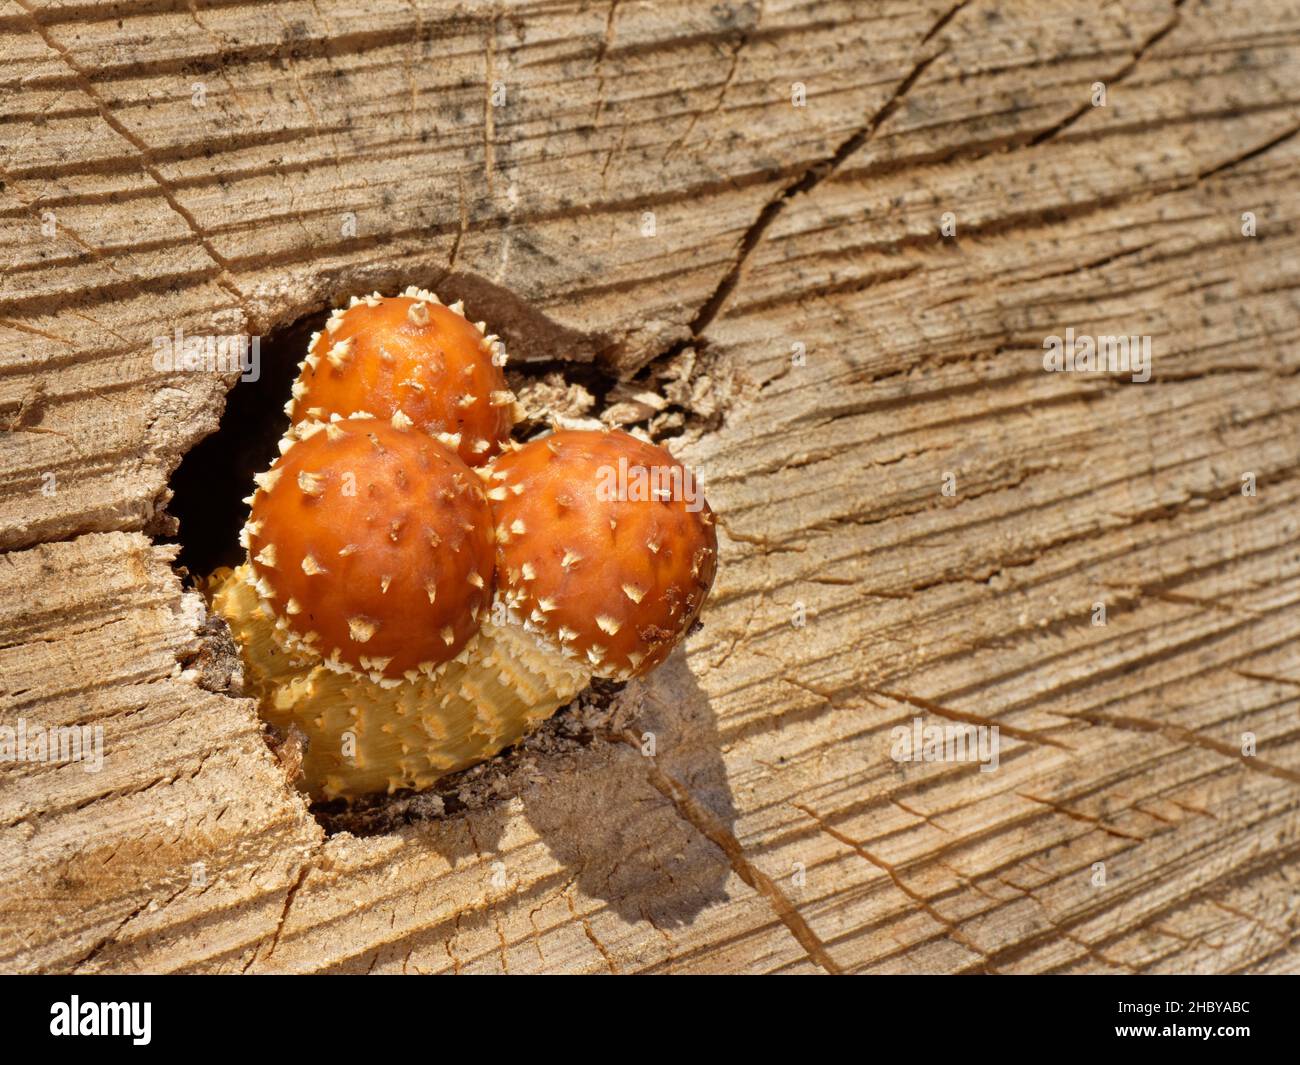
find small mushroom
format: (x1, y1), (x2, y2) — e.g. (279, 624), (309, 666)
(288, 289), (519, 467)
(487, 428), (718, 680)
(244, 416), (495, 680)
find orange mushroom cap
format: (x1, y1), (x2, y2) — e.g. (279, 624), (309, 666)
(487, 429), (717, 678)
(242, 416), (495, 682)
(289, 289), (517, 467)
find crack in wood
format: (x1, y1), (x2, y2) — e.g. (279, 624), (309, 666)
(1028, 0), (1188, 148)
(622, 731), (844, 974)
(791, 800), (994, 970)
(12, 0), (247, 308)
(247, 859), (316, 971)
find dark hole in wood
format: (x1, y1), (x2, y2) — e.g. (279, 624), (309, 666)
(164, 311), (323, 579)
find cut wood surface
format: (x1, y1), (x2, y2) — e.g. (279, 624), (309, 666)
(2, 0), (1299, 973)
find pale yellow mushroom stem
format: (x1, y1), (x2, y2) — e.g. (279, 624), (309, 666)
(208, 564), (588, 800)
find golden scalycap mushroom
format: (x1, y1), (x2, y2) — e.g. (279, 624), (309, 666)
(488, 428), (717, 678)
(209, 287), (726, 800)
(290, 289), (518, 466)
(243, 416), (495, 682)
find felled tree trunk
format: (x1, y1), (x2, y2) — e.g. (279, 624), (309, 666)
(2, 0), (1298, 973)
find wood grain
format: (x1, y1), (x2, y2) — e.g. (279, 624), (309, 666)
(1, 0), (1298, 973)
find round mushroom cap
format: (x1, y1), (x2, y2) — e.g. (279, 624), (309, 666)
(290, 289), (517, 466)
(488, 429), (718, 678)
(244, 417), (495, 681)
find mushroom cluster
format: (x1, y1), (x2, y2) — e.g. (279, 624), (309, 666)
(209, 289), (717, 799)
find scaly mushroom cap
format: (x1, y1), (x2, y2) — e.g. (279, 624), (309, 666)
(289, 289), (517, 466)
(243, 416), (495, 682)
(488, 429), (717, 678)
